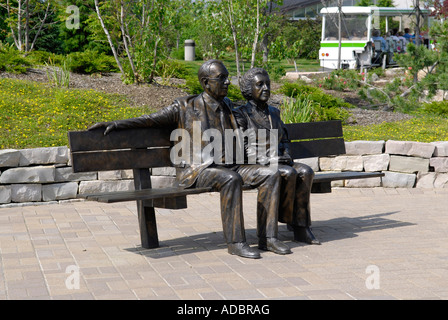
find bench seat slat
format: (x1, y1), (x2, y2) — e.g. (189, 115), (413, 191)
(289, 138), (346, 159)
(314, 171), (385, 183)
(285, 120), (343, 141)
(71, 148), (172, 172)
(79, 186), (213, 203)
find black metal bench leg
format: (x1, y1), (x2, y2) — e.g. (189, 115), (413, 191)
(137, 201), (159, 249)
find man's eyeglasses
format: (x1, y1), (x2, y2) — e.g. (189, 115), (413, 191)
(208, 75), (230, 82)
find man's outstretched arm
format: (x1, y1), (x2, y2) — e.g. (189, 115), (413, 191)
(88, 103), (180, 135)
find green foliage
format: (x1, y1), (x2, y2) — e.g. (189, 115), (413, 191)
(227, 84), (244, 102)
(261, 62), (285, 81)
(317, 69), (364, 91)
(66, 50), (119, 74)
(422, 101), (448, 116)
(277, 82), (320, 96)
(26, 50), (65, 66)
(271, 19), (321, 62)
(278, 82), (352, 123)
(278, 82), (353, 109)
(281, 95), (318, 123)
(0, 43), (31, 73)
(155, 59), (189, 79)
(45, 56), (70, 89)
(184, 76), (203, 95)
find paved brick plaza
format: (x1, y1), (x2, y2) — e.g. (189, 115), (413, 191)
(1, 187), (448, 300)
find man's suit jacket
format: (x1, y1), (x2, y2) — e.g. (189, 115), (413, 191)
(112, 92), (241, 188)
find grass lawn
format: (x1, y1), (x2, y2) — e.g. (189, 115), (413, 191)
(343, 116), (448, 143)
(0, 78), (153, 149)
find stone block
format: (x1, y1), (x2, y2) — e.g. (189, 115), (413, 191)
(150, 176), (177, 188)
(331, 156), (364, 171)
(418, 172), (448, 188)
(151, 167), (177, 176)
(389, 155), (429, 173)
(42, 182), (79, 201)
(345, 140), (385, 155)
(430, 157), (448, 173)
(11, 184), (42, 202)
(0, 149), (21, 168)
(345, 177), (382, 187)
(0, 166), (55, 184)
(121, 170), (134, 179)
(319, 157), (333, 171)
(55, 167), (97, 182)
(363, 154), (390, 172)
(382, 171), (416, 188)
(0, 186), (11, 204)
(385, 140), (435, 159)
(435, 173), (448, 188)
(98, 170), (123, 180)
(19, 146), (69, 166)
(321, 156), (363, 171)
(416, 172), (436, 188)
(294, 158), (319, 172)
(431, 141), (448, 157)
(78, 180), (134, 195)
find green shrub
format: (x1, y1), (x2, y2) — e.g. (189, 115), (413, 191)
(276, 82), (320, 96)
(422, 101), (448, 117)
(0, 43), (31, 74)
(155, 59), (189, 79)
(185, 76), (203, 94)
(27, 50), (64, 66)
(317, 69), (363, 91)
(307, 89), (353, 109)
(281, 95), (319, 123)
(66, 50), (119, 74)
(278, 82), (353, 109)
(279, 92), (350, 124)
(262, 62), (286, 81)
(170, 47), (184, 60)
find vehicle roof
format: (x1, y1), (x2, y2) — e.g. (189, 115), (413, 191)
(320, 6), (430, 16)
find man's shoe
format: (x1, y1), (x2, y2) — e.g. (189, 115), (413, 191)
(292, 226), (321, 245)
(259, 238), (292, 255)
(228, 242), (261, 259)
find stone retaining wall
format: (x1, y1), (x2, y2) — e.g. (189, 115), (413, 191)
(1, 140), (448, 206)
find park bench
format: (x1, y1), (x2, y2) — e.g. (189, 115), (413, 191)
(68, 120), (384, 249)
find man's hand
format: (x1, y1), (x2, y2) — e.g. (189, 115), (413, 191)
(88, 121), (116, 135)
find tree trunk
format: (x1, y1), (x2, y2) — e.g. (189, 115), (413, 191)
(25, 0), (29, 52)
(29, 0), (51, 53)
(227, 0), (241, 82)
(94, 0), (125, 75)
(120, 1), (138, 82)
(250, 0), (260, 69)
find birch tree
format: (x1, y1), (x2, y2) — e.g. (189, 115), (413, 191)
(93, 0), (175, 84)
(1, 0), (55, 52)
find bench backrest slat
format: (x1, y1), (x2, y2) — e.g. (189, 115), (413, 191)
(284, 120), (343, 141)
(71, 148), (172, 172)
(289, 138), (345, 159)
(69, 128), (171, 152)
(285, 120), (346, 159)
